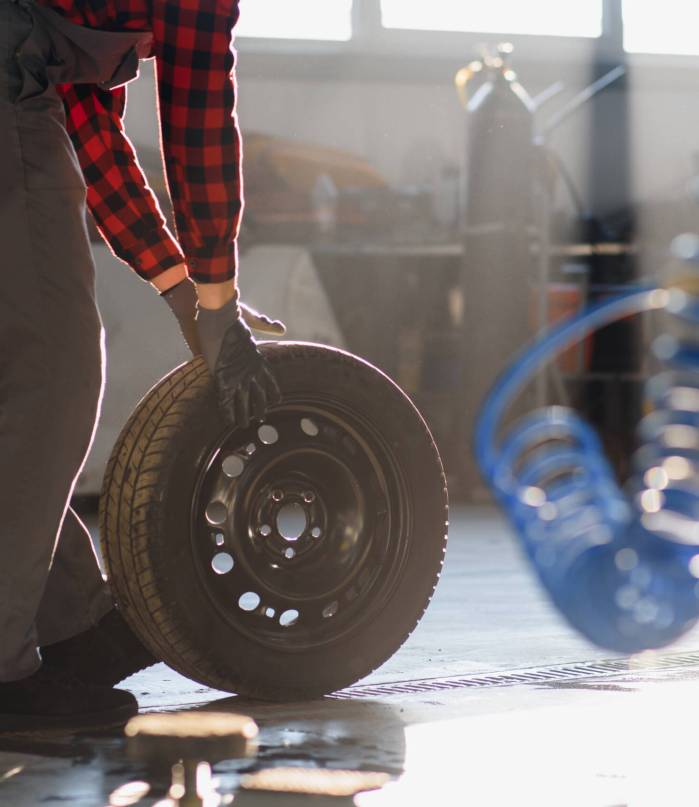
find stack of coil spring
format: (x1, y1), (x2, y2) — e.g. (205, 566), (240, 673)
(475, 269), (699, 652)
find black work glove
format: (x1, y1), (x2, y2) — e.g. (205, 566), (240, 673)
(196, 295), (281, 429)
(161, 279), (286, 356)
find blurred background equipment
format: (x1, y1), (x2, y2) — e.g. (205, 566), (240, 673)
(455, 41), (646, 496)
(475, 232), (699, 652)
(241, 132), (385, 243)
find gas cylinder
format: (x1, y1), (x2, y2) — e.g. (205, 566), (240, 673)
(457, 43), (536, 232)
(455, 43), (539, 496)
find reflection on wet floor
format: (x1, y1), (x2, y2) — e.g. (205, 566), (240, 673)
(3, 507), (699, 805)
(4, 666), (699, 806)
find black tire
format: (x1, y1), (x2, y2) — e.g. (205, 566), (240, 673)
(99, 343), (448, 700)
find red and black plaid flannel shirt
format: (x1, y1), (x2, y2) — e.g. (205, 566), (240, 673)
(36, 0), (242, 283)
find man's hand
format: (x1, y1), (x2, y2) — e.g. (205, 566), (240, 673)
(196, 296), (281, 429)
(161, 279), (286, 357)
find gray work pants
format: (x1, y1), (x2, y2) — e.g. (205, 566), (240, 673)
(0, 0), (113, 681)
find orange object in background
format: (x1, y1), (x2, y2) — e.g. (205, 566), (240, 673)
(244, 132), (386, 195)
(530, 282), (592, 374)
(242, 132), (387, 235)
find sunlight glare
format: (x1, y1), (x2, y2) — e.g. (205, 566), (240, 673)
(380, 1), (602, 38)
(623, 0), (699, 55)
(237, 0), (352, 41)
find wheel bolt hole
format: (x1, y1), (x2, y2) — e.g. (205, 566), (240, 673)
(246, 443), (257, 456)
(272, 490), (284, 502)
(311, 527), (322, 539)
(300, 418), (319, 437)
(222, 454), (245, 479)
(214, 532), (225, 546)
(205, 501), (228, 527)
(303, 492), (316, 504)
(211, 552), (234, 575)
(259, 524), (272, 537)
(284, 548), (296, 560)
(238, 592), (261, 612)
(279, 609), (299, 627)
(277, 503), (307, 542)
(265, 607), (276, 619)
(258, 425), (279, 445)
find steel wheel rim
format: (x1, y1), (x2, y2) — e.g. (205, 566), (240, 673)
(190, 394), (412, 652)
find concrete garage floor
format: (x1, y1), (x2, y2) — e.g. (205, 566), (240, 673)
(3, 506), (699, 805)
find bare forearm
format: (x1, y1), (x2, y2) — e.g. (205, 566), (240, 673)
(195, 279), (238, 310)
(150, 263), (188, 293)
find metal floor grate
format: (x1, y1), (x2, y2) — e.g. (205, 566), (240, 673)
(332, 651), (699, 700)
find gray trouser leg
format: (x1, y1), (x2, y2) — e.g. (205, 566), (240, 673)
(0, 0), (111, 681)
(35, 508), (113, 647)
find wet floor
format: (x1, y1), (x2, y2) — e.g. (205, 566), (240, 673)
(3, 506), (699, 806)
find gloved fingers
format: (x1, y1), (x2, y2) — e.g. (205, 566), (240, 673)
(249, 377), (268, 422)
(217, 389), (237, 428)
(200, 309), (281, 429)
(240, 302), (287, 336)
(261, 366), (282, 406)
(217, 375), (278, 430)
(235, 384), (252, 430)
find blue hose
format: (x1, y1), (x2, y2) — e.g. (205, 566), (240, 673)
(475, 285), (699, 652)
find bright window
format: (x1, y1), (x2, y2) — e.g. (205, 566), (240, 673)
(623, 1), (699, 55)
(236, 0), (352, 41)
(380, 0), (603, 38)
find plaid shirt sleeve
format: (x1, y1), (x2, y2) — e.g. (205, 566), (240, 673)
(152, 0), (243, 284)
(44, 0), (243, 284)
(57, 82), (186, 280)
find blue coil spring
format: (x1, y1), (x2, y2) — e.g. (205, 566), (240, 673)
(475, 284), (699, 652)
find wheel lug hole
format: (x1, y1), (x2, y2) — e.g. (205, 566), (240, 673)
(222, 454), (245, 479)
(259, 524), (272, 537)
(239, 592), (260, 612)
(284, 548), (296, 560)
(311, 527), (322, 539)
(303, 491), (316, 504)
(205, 501), (228, 526)
(258, 424), (279, 445)
(280, 609), (299, 627)
(211, 552), (234, 575)
(272, 490), (284, 502)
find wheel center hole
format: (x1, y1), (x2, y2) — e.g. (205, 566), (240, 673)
(276, 502), (307, 542)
